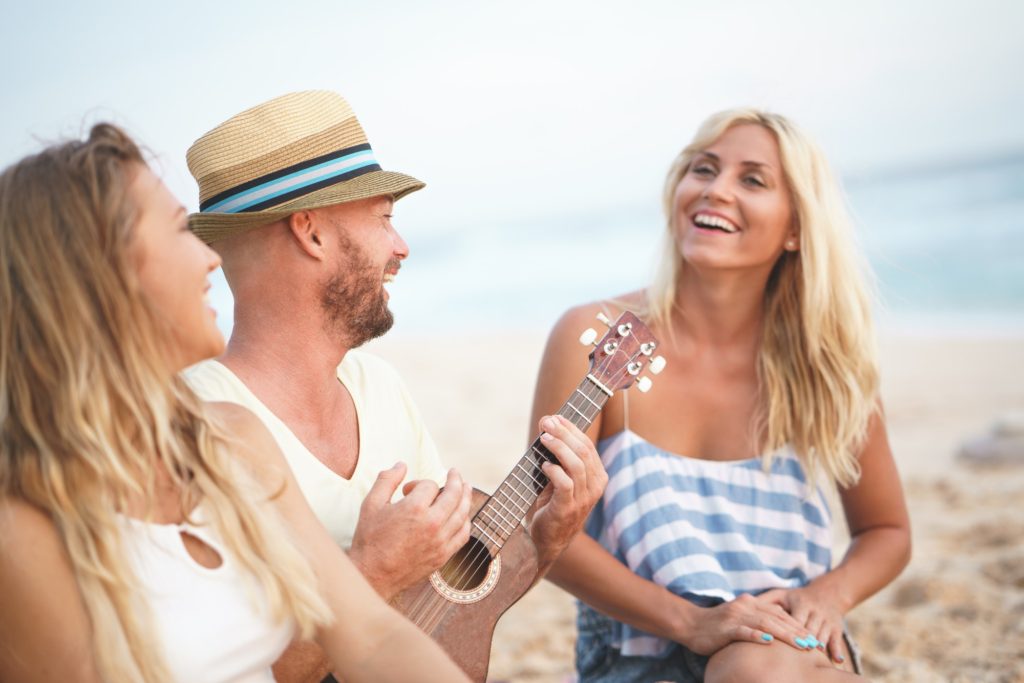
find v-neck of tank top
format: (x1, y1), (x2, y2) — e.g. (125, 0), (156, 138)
(210, 360), (368, 484)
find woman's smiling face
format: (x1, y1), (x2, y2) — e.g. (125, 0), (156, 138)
(673, 123), (798, 272)
(129, 164), (224, 371)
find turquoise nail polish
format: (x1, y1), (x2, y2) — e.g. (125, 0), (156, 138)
(795, 637), (807, 648)
(836, 654), (846, 663)
(761, 633), (773, 642)
(806, 635), (819, 648)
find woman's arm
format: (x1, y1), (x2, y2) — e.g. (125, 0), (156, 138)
(531, 305), (810, 655)
(0, 499), (102, 682)
(217, 403), (470, 683)
(757, 407), (912, 663)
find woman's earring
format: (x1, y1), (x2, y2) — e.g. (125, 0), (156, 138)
(786, 239), (797, 250)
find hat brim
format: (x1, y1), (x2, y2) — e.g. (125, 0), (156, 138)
(189, 169), (425, 244)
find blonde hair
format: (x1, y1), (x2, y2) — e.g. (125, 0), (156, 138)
(0, 124), (330, 682)
(645, 109), (878, 488)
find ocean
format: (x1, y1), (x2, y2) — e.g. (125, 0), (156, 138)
(210, 155), (1024, 339)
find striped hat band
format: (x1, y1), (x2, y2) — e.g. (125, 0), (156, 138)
(199, 143), (380, 214)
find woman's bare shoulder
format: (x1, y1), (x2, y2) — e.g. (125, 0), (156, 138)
(0, 496), (59, 551)
(552, 290), (647, 335)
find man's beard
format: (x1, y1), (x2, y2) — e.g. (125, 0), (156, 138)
(321, 238), (397, 349)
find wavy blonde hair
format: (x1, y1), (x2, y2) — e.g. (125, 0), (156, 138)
(0, 124), (330, 682)
(644, 109), (878, 488)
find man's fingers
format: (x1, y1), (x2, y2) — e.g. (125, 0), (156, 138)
(538, 419), (588, 489)
(401, 474), (444, 506)
(540, 460), (574, 499)
(362, 462), (408, 509)
(426, 469), (467, 514)
(437, 476), (473, 540)
(538, 415), (589, 458)
(539, 434), (584, 482)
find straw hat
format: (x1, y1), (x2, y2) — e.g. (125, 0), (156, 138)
(186, 90), (424, 243)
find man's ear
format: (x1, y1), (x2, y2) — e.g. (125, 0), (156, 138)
(287, 210), (325, 259)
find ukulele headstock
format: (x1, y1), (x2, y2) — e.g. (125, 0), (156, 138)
(579, 311), (665, 393)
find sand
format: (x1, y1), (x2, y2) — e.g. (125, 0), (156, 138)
(367, 331), (1024, 682)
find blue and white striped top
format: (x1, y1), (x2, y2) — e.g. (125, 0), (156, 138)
(582, 429), (833, 658)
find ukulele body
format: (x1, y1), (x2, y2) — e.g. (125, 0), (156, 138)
(392, 488), (540, 682)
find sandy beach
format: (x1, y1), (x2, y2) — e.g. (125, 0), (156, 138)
(368, 330), (1024, 683)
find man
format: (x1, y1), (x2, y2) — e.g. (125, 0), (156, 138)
(184, 91), (605, 679)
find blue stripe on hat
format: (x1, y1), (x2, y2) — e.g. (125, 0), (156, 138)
(200, 145), (380, 214)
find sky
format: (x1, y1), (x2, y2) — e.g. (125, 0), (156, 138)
(3, 0), (1023, 331)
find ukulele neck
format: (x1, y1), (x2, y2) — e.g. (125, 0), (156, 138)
(471, 374), (611, 553)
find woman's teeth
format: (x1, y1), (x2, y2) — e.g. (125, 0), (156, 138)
(694, 213), (738, 233)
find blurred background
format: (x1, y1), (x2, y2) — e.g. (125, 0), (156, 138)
(3, 0), (1022, 337)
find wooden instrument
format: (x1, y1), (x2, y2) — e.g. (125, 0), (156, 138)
(275, 311), (664, 682)
(391, 311), (662, 681)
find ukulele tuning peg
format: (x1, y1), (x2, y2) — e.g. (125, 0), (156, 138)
(637, 376), (653, 393)
(578, 328), (599, 346)
(596, 312), (612, 327)
(649, 356), (667, 375)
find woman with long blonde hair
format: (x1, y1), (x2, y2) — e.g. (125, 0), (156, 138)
(0, 124), (470, 683)
(531, 109), (910, 681)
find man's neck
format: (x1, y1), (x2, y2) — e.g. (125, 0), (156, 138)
(220, 312), (352, 413)
(219, 311), (363, 479)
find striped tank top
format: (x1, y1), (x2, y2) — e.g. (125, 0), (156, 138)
(581, 429), (833, 657)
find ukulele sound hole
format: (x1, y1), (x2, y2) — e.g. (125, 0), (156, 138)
(438, 536), (493, 591)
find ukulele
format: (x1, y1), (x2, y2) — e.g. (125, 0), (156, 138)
(390, 311), (663, 681)
(273, 312), (664, 683)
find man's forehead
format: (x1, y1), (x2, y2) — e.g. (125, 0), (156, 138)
(341, 195), (392, 213)
(370, 195), (394, 210)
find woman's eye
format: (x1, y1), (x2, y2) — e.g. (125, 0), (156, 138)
(691, 165), (714, 176)
(744, 176), (766, 188)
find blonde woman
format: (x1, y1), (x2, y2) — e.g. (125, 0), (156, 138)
(531, 110), (910, 682)
(0, 124), (477, 683)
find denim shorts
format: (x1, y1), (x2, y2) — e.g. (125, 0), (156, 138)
(576, 606), (708, 683)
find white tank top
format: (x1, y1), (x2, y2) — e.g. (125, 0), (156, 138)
(120, 510), (294, 683)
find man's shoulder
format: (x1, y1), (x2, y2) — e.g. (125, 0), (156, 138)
(182, 359), (248, 402)
(338, 349), (405, 385)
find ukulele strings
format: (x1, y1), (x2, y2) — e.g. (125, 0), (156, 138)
(407, 350), (634, 633)
(407, 341), (648, 632)
(406, 371), (609, 633)
(406, 343), (641, 630)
